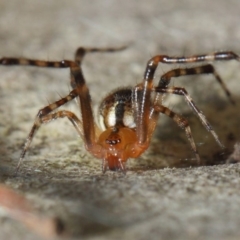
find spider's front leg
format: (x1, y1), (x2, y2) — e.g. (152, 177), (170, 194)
(144, 51), (240, 82)
(134, 50), (240, 161)
(145, 51), (240, 106)
(144, 51), (240, 133)
(14, 63), (100, 172)
(132, 80), (201, 163)
(0, 46), (128, 172)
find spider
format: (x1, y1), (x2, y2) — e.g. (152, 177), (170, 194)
(0, 46), (239, 172)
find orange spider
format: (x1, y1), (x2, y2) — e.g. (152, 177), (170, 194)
(0, 46), (237, 172)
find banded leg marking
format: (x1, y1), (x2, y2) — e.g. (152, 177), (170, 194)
(140, 51), (239, 146)
(144, 51), (240, 80)
(155, 86), (224, 149)
(158, 64), (235, 104)
(75, 45), (128, 63)
(154, 105), (200, 163)
(16, 89), (79, 172)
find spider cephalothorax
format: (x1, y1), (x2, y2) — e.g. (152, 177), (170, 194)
(0, 46), (238, 172)
(97, 88), (147, 171)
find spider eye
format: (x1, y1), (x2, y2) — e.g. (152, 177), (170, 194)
(98, 127), (137, 150)
(99, 129), (122, 149)
(105, 138), (121, 146)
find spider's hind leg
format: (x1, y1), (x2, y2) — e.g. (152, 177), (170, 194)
(15, 89), (80, 173)
(154, 105), (200, 164)
(155, 86), (225, 149)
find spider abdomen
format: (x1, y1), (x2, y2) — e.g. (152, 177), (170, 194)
(98, 88), (136, 130)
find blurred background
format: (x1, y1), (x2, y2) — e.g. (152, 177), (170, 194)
(0, 0), (240, 239)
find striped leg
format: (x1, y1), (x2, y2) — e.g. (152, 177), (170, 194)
(74, 46), (127, 63)
(155, 86), (224, 148)
(0, 47), (127, 146)
(0, 46), (127, 172)
(0, 46), (128, 88)
(138, 51), (239, 146)
(0, 46), (128, 68)
(0, 58), (95, 137)
(144, 51), (240, 80)
(41, 110), (83, 137)
(16, 90), (80, 172)
(154, 105), (200, 163)
(71, 45), (127, 88)
(158, 64), (235, 104)
(70, 46), (127, 148)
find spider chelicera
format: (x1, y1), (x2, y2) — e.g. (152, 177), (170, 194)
(0, 46), (238, 172)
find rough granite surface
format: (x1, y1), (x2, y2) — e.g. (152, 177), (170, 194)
(0, 0), (240, 239)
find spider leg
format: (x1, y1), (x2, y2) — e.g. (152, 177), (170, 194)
(144, 51), (240, 82)
(75, 46), (128, 63)
(0, 57), (75, 68)
(1, 57), (99, 166)
(155, 86), (224, 149)
(0, 46), (127, 68)
(15, 90), (80, 172)
(154, 105), (200, 163)
(138, 51), (240, 147)
(0, 57), (81, 90)
(17, 110), (83, 172)
(40, 110), (84, 138)
(158, 64), (235, 104)
(0, 45), (128, 88)
(1, 47), (131, 172)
